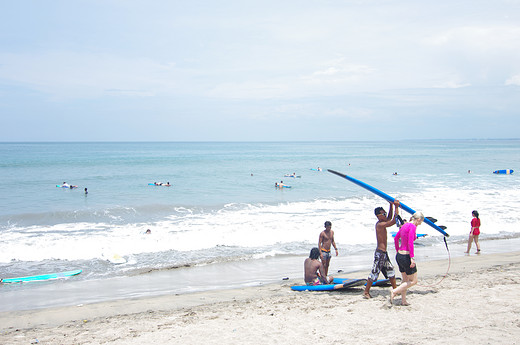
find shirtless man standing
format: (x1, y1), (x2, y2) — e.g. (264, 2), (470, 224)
(363, 200), (400, 299)
(318, 221), (338, 276)
(304, 247), (332, 285)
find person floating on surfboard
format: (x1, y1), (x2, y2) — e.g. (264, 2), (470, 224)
(364, 200), (400, 299)
(318, 221), (338, 277)
(304, 247), (333, 285)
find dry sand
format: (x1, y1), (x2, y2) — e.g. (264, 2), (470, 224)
(1, 251), (519, 345)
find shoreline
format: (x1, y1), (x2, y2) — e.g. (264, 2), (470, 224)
(2, 235), (519, 314)
(1, 250), (520, 344)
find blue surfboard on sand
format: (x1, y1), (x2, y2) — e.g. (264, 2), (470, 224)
(328, 169), (449, 237)
(391, 231), (427, 238)
(1, 269), (82, 283)
(291, 278), (367, 291)
(333, 277), (401, 287)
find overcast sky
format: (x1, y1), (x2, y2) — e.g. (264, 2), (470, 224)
(1, 0), (519, 141)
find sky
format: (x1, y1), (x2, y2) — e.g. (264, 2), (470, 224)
(1, 0), (519, 141)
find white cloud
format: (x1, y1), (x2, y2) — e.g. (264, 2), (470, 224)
(432, 80), (472, 89)
(301, 60), (376, 86)
(1, 0), (520, 141)
(424, 26), (520, 53)
(505, 74), (520, 86)
(0, 52), (187, 100)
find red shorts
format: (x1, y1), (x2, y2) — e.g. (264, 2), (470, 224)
(472, 229), (480, 236)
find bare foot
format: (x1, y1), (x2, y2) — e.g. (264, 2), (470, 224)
(389, 288), (395, 304)
(464, 251), (469, 254)
(401, 301), (410, 306)
(363, 292), (372, 299)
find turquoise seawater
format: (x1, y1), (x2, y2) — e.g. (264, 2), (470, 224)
(0, 140), (519, 310)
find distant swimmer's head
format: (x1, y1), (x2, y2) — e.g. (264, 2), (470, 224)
(472, 210), (479, 218)
(309, 247), (320, 260)
(374, 207), (386, 217)
(324, 221), (332, 227)
(145, 229), (151, 234)
(411, 212), (424, 224)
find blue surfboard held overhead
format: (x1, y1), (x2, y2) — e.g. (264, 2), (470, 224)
(327, 169), (449, 237)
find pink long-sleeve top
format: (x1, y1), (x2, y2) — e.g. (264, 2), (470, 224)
(394, 222), (417, 258)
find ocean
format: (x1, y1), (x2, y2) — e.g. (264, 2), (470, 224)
(1, 140), (519, 311)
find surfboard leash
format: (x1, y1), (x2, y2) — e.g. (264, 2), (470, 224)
(417, 236), (451, 288)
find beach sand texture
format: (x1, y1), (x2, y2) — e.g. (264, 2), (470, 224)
(1, 251), (519, 345)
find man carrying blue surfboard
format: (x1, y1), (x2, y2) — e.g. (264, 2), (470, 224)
(363, 200), (400, 299)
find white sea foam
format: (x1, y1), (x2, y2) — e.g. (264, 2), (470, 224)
(1, 185), (519, 264)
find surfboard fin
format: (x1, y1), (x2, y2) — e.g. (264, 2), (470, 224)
(438, 225), (447, 230)
(426, 217), (438, 223)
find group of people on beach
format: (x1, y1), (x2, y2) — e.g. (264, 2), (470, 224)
(303, 202), (482, 305)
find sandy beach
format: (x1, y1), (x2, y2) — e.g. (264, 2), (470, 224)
(1, 251), (519, 344)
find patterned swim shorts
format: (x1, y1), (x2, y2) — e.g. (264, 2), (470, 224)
(368, 249), (395, 281)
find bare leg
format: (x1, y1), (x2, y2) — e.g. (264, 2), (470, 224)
(474, 235), (481, 253)
(402, 272), (417, 305)
(465, 235), (473, 253)
(390, 273), (407, 303)
(391, 272), (417, 305)
(364, 279), (373, 299)
(323, 258), (331, 276)
(401, 274), (409, 306)
(389, 276), (397, 289)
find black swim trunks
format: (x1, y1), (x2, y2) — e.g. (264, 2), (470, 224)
(396, 253), (417, 275)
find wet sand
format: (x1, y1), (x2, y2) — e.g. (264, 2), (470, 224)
(1, 250), (519, 344)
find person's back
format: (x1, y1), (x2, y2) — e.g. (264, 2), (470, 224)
(304, 247), (332, 285)
(304, 257), (322, 283)
(394, 222), (416, 256)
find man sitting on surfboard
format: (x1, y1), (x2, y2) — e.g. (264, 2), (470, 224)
(363, 201), (400, 299)
(304, 247), (333, 285)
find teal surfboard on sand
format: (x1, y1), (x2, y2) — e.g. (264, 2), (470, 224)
(328, 170), (449, 237)
(1, 269), (82, 283)
(333, 277), (401, 287)
(291, 278), (367, 291)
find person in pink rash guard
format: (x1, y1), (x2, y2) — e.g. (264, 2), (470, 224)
(390, 212), (424, 306)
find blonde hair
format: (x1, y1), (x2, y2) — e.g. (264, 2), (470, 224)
(411, 212), (424, 221)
